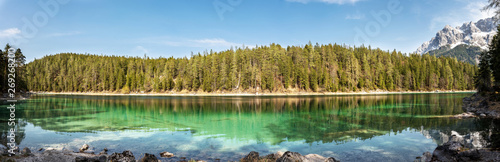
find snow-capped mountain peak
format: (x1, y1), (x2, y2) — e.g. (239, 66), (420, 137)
(415, 17), (498, 54)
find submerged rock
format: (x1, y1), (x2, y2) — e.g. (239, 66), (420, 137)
(99, 148), (108, 155)
(138, 153), (159, 162)
(109, 150), (135, 162)
(21, 147), (31, 155)
(99, 150), (107, 155)
(79, 144), (89, 152)
(452, 112), (476, 118)
(304, 154), (335, 162)
(242, 151), (339, 162)
(414, 151), (432, 162)
(75, 155), (107, 162)
(15, 150), (106, 162)
(160, 151), (174, 158)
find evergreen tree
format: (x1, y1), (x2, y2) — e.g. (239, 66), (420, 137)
(489, 26), (500, 90)
(24, 43), (478, 93)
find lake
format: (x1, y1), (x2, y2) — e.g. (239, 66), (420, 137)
(1, 93), (498, 161)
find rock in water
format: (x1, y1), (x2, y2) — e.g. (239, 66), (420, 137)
(414, 152), (432, 162)
(160, 151), (174, 158)
(109, 150), (135, 162)
(75, 155), (107, 162)
(241, 151), (259, 162)
(260, 152), (281, 162)
(276, 151), (306, 162)
(432, 141), (463, 161)
(99, 148), (108, 155)
(79, 144), (89, 152)
(21, 147), (31, 155)
(304, 154), (326, 161)
(324, 157), (340, 162)
(138, 153), (159, 162)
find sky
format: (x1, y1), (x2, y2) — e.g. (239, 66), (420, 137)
(0, 0), (494, 62)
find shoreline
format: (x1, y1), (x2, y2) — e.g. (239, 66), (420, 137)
(1, 147), (339, 162)
(30, 90), (476, 97)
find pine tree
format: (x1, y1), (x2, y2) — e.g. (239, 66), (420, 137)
(489, 26), (500, 91)
(476, 52), (493, 93)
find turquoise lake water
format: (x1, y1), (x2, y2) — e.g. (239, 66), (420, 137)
(1, 93), (497, 161)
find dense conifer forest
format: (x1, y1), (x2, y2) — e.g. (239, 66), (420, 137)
(0, 44), (27, 93)
(24, 43), (477, 93)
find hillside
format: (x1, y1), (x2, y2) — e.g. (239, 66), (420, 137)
(427, 44), (484, 65)
(25, 43), (477, 93)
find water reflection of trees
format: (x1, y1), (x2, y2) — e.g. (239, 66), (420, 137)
(15, 93), (486, 145)
(0, 102), (27, 149)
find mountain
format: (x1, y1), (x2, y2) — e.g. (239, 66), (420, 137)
(415, 17), (498, 64)
(428, 44), (483, 65)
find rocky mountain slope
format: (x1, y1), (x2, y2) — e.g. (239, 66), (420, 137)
(427, 44), (483, 65)
(416, 17), (498, 61)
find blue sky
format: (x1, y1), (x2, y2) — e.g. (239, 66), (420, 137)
(0, 0), (494, 62)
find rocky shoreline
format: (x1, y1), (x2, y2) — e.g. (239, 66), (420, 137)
(462, 93), (500, 118)
(414, 131), (500, 162)
(415, 92), (500, 161)
(0, 146), (340, 162)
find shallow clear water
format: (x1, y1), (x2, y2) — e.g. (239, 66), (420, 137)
(0, 93), (495, 161)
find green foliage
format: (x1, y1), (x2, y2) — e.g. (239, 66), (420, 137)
(490, 26), (500, 89)
(0, 44), (28, 93)
(121, 86), (130, 94)
(476, 51), (492, 93)
(25, 43), (478, 93)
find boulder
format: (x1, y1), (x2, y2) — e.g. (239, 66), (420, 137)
(99, 148), (108, 155)
(431, 141), (463, 161)
(241, 151), (259, 162)
(21, 147), (31, 155)
(276, 151), (305, 162)
(138, 153), (159, 162)
(109, 150), (135, 162)
(75, 155), (107, 162)
(79, 144), (89, 152)
(414, 151), (431, 162)
(160, 151), (174, 158)
(324, 157), (340, 162)
(260, 152), (281, 162)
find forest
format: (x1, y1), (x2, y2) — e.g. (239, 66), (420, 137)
(0, 44), (27, 93)
(24, 43), (477, 93)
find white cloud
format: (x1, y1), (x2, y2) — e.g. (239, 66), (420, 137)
(429, 0), (494, 31)
(286, 0), (361, 4)
(0, 28), (21, 38)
